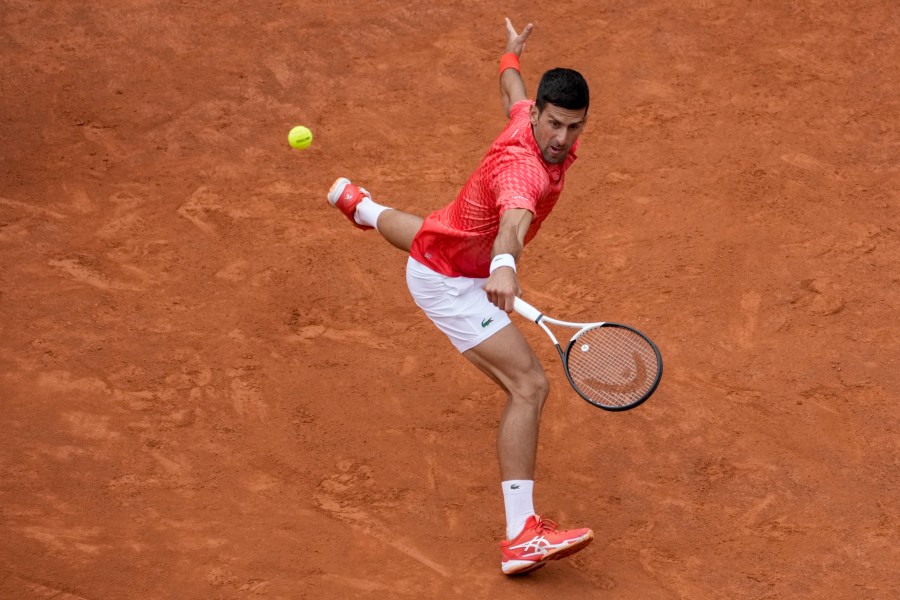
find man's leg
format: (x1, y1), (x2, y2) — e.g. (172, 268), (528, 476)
(328, 177), (422, 252)
(374, 210), (422, 253)
(462, 323), (547, 482)
(464, 322), (593, 575)
(465, 323), (545, 544)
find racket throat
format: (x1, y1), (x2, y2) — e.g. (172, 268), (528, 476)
(554, 344), (566, 362)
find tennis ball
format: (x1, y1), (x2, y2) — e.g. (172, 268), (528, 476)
(288, 125), (313, 150)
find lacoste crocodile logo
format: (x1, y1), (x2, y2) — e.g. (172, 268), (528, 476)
(481, 317), (494, 328)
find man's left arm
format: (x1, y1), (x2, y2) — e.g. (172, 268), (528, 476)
(499, 18), (533, 118)
(484, 208), (534, 312)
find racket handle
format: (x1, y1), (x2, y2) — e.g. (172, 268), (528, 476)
(512, 297), (543, 322)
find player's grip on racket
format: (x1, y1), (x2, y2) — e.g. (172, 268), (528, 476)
(513, 297), (662, 411)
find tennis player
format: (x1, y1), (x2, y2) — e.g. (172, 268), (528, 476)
(326, 18), (592, 575)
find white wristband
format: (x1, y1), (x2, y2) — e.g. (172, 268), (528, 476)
(489, 253), (517, 274)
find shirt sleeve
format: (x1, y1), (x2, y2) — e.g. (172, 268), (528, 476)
(508, 99), (532, 121)
(493, 148), (547, 214)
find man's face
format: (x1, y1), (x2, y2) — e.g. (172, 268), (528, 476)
(530, 103), (587, 164)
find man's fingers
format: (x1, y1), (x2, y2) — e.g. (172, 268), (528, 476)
(519, 23), (534, 41)
(505, 293), (517, 313)
(506, 18), (533, 40)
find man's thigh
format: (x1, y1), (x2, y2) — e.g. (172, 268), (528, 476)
(463, 321), (544, 394)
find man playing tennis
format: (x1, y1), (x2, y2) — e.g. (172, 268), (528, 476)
(326, 18), (592, 575)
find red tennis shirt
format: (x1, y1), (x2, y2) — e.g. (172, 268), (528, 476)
(409, 100), (579, 278)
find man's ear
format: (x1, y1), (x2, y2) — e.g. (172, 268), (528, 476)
(529, 104), (539, 126)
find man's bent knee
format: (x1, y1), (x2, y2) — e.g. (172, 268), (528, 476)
(507, 368), (550, 410)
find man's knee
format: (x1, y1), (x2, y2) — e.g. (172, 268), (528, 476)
(509, 368), (550, 409)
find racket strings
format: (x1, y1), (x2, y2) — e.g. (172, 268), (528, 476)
(566, 326), (659, 407)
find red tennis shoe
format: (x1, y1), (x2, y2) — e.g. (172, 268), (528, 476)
(327, 177), (374, 230)
(500, 515), (593, 575)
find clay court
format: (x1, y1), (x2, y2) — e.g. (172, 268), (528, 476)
(1, 1), (898, 598)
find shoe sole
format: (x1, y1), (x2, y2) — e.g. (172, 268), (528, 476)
(327, 177), (350, 206)
(501, 530), (594, 576)
(503, 560), (548, 576)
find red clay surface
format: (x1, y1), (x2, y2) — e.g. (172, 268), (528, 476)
(2, 1), (899, 598)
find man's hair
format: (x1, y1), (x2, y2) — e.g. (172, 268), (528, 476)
(535, 68), (590, 114)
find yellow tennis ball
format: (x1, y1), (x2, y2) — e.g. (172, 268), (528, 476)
(288, 125), (313, 150)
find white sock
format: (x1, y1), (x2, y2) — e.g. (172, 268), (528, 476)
(502, 480), (535, 540)
(354, 197), (390, 230)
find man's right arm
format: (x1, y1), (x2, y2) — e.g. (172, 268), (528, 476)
(483, 207), (534, 313)
(500, 18), (533, 118)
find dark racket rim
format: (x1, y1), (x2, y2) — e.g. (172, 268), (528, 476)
(562, 322), (663, 412)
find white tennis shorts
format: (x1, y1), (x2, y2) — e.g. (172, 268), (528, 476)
(406, 257), (511, 352)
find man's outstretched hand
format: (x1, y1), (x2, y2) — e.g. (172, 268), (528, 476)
(505, 17), (533, 56)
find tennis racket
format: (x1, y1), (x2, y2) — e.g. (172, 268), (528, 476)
(513, 297), (662, 411)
